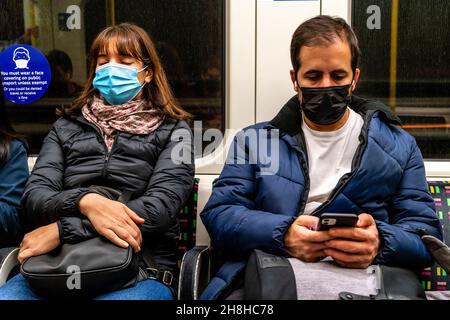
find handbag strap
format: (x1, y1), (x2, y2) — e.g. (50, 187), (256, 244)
(117, 190), (133, 203)
(88, 185), (132, 203)
(141, 252), (174, 287)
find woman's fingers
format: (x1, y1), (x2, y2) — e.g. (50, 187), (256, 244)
(84, 199), (144, 250)
(124, 206), (145, 225)
(109, 225), (141, 252)
(121, 219), (143, 246)
(118, 207), (143, 246)
(101, 228), (129, 249)
(120, 217), (139, 238)
(18, 248), (34, 264)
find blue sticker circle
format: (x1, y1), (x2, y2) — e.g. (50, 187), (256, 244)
(0, 44), (51, 104)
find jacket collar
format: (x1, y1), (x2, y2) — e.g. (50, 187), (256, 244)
(269, 95), (402, 136)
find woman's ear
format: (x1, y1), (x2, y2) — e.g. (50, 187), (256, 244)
(145, 69), (153, 83)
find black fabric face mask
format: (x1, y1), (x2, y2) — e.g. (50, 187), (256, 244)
(299, 84), (352, 125)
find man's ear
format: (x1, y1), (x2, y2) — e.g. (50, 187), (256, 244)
(351, 68), (361, 91)
(290, 70), (298, 92)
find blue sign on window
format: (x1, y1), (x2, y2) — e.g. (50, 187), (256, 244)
(0, 44), (51, 104)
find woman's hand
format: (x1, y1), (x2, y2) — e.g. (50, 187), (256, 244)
(78, 193), (145, 252)
(18, 223), (60, 263)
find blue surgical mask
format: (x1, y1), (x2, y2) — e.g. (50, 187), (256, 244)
(93, 62), (147, 105)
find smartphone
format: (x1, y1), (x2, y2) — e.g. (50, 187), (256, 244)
(317, 213), (358, 231)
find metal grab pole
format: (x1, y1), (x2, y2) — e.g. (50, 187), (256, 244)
(389, 0), (399, 113)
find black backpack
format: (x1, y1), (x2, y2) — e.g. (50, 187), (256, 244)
(244, 249), (428, 300)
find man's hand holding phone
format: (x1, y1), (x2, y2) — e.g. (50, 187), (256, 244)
(284, 213), (380, 268)
(284, 215), (333, 262)
(323, 213), (380, 269)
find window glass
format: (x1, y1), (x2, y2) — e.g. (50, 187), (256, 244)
(353, 0), (450, 159)
(0, 0), (225, 156)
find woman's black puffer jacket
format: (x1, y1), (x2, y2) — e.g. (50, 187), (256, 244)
(21, 113), (195, 271)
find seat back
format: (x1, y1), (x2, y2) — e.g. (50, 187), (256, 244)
(177, 178), (200, 268)
(420, 180), (450, 291)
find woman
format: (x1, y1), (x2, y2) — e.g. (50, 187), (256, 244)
(0, 80), (29, 248)
(0, 23), (194, 299)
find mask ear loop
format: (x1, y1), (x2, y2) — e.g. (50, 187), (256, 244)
(137, 65), (148, 73)
(296, 81), (304, 109)
(130, 65), (151, 102)
(139, 65), (152, 86)
(346, 80), (356, 107)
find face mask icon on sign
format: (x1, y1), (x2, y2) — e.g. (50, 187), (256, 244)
(13, 47), (31, 69)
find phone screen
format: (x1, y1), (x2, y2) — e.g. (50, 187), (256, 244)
(317, 213), (358, 231)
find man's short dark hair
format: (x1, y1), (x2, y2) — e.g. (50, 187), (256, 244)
(290, 15), (361, 77)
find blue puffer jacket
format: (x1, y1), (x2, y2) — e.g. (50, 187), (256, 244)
(0, 139), (29, 246)
(200, 96), (443, 300)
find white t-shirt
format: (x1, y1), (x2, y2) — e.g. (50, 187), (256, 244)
(301, 108), (364, 215)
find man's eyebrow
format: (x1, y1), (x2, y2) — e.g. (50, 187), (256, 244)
(331, 69), (348, 74)
(303, 69), (323, 75)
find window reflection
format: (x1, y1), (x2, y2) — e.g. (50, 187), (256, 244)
(111, 0), (224, 139)
(0, 0), (225, 156)
(353, 0), (450, 159)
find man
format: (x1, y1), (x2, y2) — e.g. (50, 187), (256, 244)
(200, 15), (442, 299)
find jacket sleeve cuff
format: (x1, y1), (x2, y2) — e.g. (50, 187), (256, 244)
(374, 220), (433, 269)
(56, 220), (65, 244)
(274, 216), (297, 256)
(74, 190), (101, 213)
(58, 216), (97, 244)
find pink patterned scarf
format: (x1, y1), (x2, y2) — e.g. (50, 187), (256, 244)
(82, 96), (164, 151)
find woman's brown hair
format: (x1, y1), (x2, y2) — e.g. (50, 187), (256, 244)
(58, 23), (190, 120)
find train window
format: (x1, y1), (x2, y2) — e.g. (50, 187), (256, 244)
(0, 0), (225, 156)
(352, 0), (450, 159)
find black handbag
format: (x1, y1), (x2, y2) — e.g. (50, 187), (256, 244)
(20, 186), (141, 299)
(20, 234), (140, 299)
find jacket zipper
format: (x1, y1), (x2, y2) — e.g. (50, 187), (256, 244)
(291, 129), (310, 216)
(309, 111), (375, 216)
(74, 116), (119, 180)
(102, 133), (120, 179)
